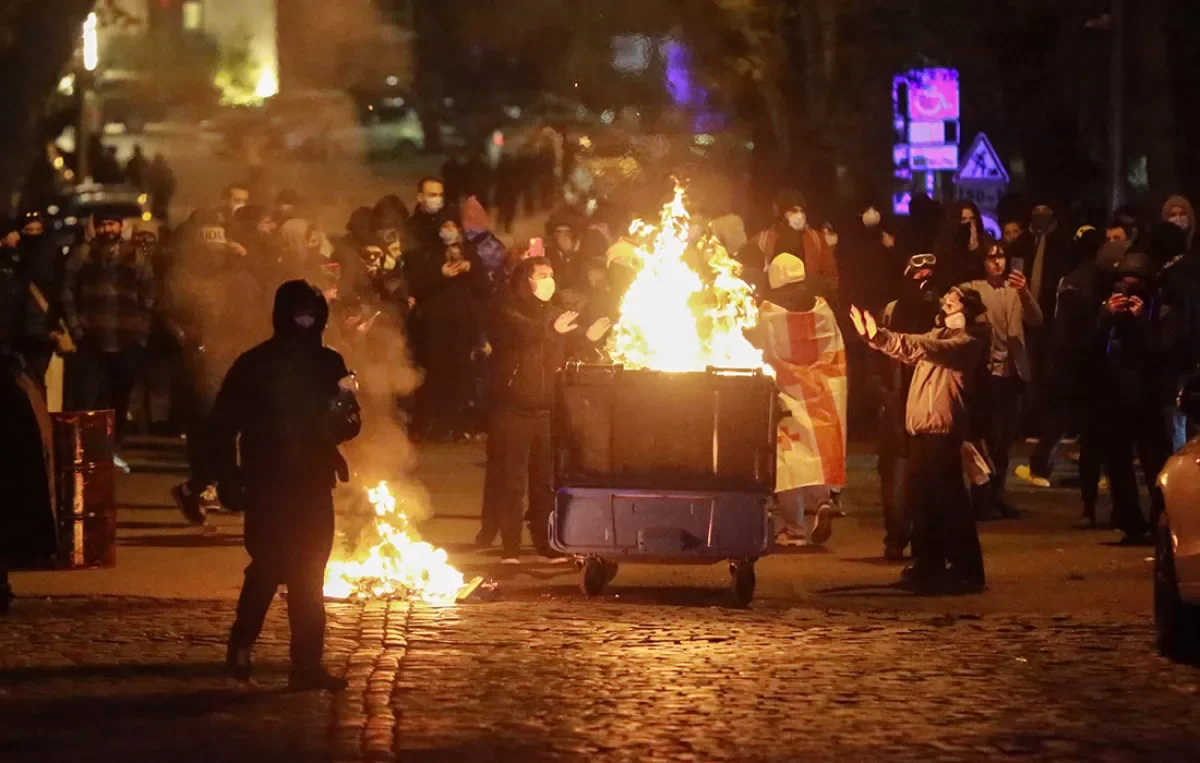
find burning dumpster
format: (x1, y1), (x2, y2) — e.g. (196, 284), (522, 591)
(548, 184), (777, 606)
(550, 363), (776, 605)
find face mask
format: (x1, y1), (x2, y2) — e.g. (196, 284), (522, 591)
(1170, 214), (1191, 231)
(230, 202), (246, 214)
(943, 312), (966, 330)
(786, 211), (807, 231)
(1031, 215), (1053, 235)
(423, 197), (445, 214)
(531, 277), (556, 302)
(440, 229), (459, 245)
(862, 208), (881, 227)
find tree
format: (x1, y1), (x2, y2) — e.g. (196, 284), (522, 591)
(0, 0), (97, 215)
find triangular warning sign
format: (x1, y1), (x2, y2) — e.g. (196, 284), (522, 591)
(954, 133), (1009, 184)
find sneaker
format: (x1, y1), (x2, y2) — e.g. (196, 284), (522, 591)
(535, 555), (571, 565)
(113, 454), (131, 474)
(199, 485), (222, 513)
(500, 557), (521, 566)
(1014, 465), (1050, 488)
(775, 525), (807, 547)
(1118, 531), (1153, 547)
(171, 483), (207, 526)
(226, 645), (253, 682)
(808, 501), (836, 546)
(288, 666), (348, 693)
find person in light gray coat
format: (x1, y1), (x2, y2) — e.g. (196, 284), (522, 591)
(851, 285), (989, 591)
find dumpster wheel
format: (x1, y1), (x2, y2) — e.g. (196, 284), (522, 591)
(730, 560), (756, 608)
(581, 557), (609, 596)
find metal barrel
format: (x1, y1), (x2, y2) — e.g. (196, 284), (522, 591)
(51, 410), (117, 569)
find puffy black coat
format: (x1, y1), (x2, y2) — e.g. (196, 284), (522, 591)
(491, 287), (595, 412)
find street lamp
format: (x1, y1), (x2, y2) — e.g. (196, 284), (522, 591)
(78, 12), (99, 184)
(83, 12), (98, 72)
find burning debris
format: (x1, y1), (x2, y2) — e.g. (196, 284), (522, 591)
(324, 481), (482, 604)
(607, 185), (764, 372)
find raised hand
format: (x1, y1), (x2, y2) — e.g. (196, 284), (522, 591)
(849, 305), (867, 338)
(586, 316), (612, 342)
(554, 310), (580, 334)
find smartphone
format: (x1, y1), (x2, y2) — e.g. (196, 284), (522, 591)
(1010, 257), (1024, 275)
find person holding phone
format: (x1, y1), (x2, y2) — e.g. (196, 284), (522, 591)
(959, 243), (1044, 518)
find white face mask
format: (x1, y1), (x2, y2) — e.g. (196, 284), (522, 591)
(531, 277), (556, 302)
(423, 196), (445, 214)
(1170, 214), (1190, 231)
(862, 208), (881, 227)
(440, 229), (459, 245)
(943, 312), (966, 330)
(786, 211), (807, 231)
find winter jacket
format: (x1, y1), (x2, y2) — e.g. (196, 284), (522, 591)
(960, 278), (1044, 381)
(1158, 252), (1200, 382)
(16, 233), (63, 346)
(61, 239), (155, 352)
(868, 323), (988, 437)
(1163, 195), (1197, 252)
(490, 289), (594, 412)
(208, 281), (359, 498)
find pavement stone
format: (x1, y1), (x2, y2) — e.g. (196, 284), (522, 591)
(387, 601), (1200, 763)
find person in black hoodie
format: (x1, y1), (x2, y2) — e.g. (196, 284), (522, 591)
(934, 200), (992, 290)
(1151, 221), (1199, 451)
(408, 218), (488, 440)
(168, 211), (266, 524)
(485, 257), (610, 563)
(15, 211), (64, 392)
(1091, 249), (1172, 545)
(873, 252), (945, 559)
(210, 280), (360, 691)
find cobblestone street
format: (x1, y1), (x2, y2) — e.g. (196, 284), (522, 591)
(6, 597), (1200, 761)
(5, 443), (1200, 761)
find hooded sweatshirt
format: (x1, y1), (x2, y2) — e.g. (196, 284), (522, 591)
(208, 280), (357, 495)
(1163, 195), (1197, 252)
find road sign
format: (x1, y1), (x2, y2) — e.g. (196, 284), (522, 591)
(954, 133), (1009, 184)
(957, 184), (1004, 214)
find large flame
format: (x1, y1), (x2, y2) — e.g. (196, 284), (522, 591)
(607, 185), (764, 371)
(323, 481), (466, 605)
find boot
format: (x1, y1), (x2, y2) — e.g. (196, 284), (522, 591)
(226, 644), (253, 682)
(289, 665), (348, 693)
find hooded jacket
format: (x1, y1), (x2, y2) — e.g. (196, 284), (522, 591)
(868, 321), (988, 437)
(1163, 195), (1197, 252)
(209, 280), (358, 496)
(491, 274), (598, 412)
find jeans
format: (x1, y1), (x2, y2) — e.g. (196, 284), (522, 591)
(905, 434), (984, 583)
(488, 406), (553, 556)
(73, 343), (143, 442)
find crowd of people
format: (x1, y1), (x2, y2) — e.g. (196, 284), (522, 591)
(3, 159), (1199, 612)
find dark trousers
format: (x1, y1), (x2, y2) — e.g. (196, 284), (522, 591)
(489, 406), (553, 556)
(880, 454), (911, 552)
(73, 344), (142, 442)
(1078, 419), (1104, 521)
(420, 323), (475, 439)
(1097, 412), (1171, 537)
(229, 489), (334, 667)
(983, 375), (1023, 498)
(905, 434), (984, 583)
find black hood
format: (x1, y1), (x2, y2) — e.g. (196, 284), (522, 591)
(272, 280), (329, 341)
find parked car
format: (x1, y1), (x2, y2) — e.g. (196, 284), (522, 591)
(46, 184), (156, 249)
(1155, 373), (1200, 659)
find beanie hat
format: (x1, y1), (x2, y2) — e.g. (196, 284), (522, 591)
(461, 195), (492, 233)
(767, 253), (806, 290)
